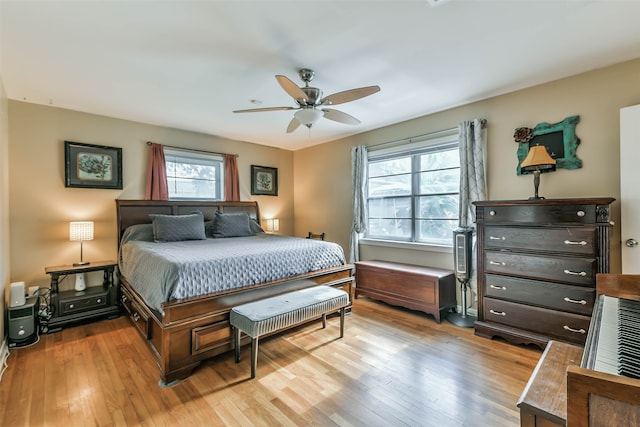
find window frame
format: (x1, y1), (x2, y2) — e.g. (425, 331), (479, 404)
(364, 132), (460, 249)
(163, 147), (225, 201)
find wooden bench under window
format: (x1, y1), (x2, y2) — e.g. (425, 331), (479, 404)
(354, 260), (456, 323)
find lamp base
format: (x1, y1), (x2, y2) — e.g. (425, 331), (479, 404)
(73, 261), (90, 267)
(528, 196), (545, 200)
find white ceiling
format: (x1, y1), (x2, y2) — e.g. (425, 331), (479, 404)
(2, 1), (640, 151)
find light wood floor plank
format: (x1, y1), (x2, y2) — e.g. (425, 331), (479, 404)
(0, 298), (542, 426)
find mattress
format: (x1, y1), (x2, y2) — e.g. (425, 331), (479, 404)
(119, 233), (347, 313)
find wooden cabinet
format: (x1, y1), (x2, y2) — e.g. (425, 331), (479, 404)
(473, 198), (614, 348)
(354, 260), (456, 323)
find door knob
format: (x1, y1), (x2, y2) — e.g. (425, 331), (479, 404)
(626, 238), (639, 248)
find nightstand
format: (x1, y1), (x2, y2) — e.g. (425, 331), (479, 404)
(43, 260), (120, 332)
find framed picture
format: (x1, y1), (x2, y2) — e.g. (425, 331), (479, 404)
(516, 115), (582, 175)
(250, 165), (278, 196)
(64, 141), (123, 189)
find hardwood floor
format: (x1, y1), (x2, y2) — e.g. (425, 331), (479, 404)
(0, 298), (542, 426)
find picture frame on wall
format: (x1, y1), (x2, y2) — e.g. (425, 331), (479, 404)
(250, 165), (278, 196)
(64, 141), (123, 189)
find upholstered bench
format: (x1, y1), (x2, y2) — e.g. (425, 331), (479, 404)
(230, 285), (349, 378)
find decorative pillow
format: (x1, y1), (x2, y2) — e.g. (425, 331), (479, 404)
(209, 211), (253, 238)
(120, 223), (154, 245)
(249, 218), (265, 234)
(149, 212), (206, 242)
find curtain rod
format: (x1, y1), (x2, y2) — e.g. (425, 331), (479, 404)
(367, 119), (486, 151)
(146, 141), (239, 158)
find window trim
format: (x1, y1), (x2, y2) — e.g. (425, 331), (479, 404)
(365, 132), (460, 248)
(164, 147), (225, 201)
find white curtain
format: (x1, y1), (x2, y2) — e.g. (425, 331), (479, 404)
(349, 145), (368, 263)
(458, 119), (487, 306)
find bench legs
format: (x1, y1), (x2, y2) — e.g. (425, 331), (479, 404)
(234, 308), (346, 379)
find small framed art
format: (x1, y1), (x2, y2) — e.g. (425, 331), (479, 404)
(64, 141), (123, 189)
(250, 165), (278, 196)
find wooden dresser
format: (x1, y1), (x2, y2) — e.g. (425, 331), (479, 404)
(473, 198), (614, 348)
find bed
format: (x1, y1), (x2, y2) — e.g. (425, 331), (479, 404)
(116, 200), (354, 384)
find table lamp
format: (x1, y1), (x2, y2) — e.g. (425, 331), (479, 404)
(521, 145), (556, 200)
(70, 221), (94, 291)
(265, 219), (280, 233)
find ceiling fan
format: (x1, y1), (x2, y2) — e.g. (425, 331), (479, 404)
(233, 68), (380, 133)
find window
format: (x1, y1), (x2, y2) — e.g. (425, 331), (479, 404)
(164, 148), (224, 200)
(366, 134), (459, 246)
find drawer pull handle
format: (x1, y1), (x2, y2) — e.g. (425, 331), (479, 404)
(576, 210), (585, 217)
(96, 298), (102, 304)
(489, 236), (506, 241)
(489, 309), (506, 316)
(564, 240), (587, 246)
(489, 261), (506, 266)
(564, 297), (587, 305)
(133, 312), (140, 322)
(489, 210), (496, 216)
(564, 269), (587, 277)
(490, 285), (507, 290)
(563, 325), (586, 334)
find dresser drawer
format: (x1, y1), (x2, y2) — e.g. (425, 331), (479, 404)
(485, 251), (596, 286)
(484, 226), (597, 256)
(119, 285), (151, 339)
(485, 274), (595, 315)
(484, 298), (590, 344)
(481, 204), (599, 225)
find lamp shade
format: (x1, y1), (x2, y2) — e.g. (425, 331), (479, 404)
(265, 219), (280, 232)
(521, 145), (556, 171)
(70, 221), (94, 241)
(294, 108), (323, 128)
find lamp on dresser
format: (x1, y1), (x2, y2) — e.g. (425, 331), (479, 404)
(521, 145), (556, 200)
(70, 221), (94, 291)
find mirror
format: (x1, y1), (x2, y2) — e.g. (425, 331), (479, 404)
(516, 115), (582, 175)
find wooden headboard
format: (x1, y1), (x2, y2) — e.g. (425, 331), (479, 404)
(115, 199), (260, 245)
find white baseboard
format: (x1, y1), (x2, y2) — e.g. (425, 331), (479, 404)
(0, 337), (9, 383)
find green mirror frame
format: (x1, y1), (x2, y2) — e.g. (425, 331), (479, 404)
(516, 115), (582, 175)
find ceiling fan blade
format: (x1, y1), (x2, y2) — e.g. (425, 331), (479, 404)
(320, 85), (380, 106)
(233, 106), (296, 113)
(276, 75), (309, 102)
(286, 117), (301, 133)
(322, 108), (361, 125)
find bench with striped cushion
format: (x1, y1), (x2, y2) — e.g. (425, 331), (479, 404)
(230, 284), (349, 378)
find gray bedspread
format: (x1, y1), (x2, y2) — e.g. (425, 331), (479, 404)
(119, 233), (347, 313)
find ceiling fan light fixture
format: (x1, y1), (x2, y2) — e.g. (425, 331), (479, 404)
(294, 108), (323, 128)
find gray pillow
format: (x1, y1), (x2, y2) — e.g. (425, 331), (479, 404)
(121, 223), (154, 245)
(209, 211), (253, 238)
(249, 218), (264, 234)
(149, 212), (206, 242)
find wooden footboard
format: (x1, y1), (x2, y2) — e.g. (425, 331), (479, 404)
(118, 265), (354, 384)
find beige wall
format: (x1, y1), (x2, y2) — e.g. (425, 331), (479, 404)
(8, 102), (293, 291)
(294, 58), (640, 274)
(1, 75), (9, 339)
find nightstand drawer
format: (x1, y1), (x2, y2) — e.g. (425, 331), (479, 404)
(484, 298), (590, 344)
(59, 287), (109, 316)
(485, 274), (595, 315)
